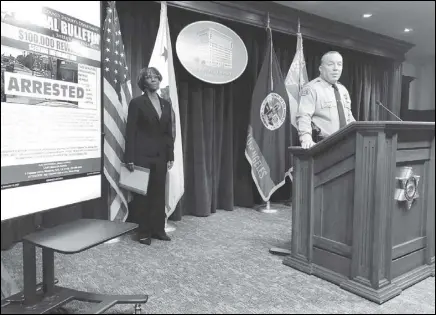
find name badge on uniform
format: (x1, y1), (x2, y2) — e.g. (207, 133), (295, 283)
(321, 100), (335, 108)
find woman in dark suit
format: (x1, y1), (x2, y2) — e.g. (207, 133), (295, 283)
(124, 67), (174, 245)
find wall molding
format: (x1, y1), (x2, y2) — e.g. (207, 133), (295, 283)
(165, 1), (414, 61)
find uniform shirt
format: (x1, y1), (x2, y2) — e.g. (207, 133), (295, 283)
(296, 77), (355, 142)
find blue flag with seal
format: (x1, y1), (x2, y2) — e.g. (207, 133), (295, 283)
(245, 25), (291, 202)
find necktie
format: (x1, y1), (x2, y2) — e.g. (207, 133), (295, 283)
(332, 84), (346, 128)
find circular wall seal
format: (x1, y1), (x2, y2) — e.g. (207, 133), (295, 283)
(176, 21), (248, 84)
(260, 92), (287, 130)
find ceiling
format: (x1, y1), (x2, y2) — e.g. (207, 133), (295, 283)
(274, 1), (435, 62)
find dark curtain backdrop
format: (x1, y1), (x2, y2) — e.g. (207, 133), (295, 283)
(1, 1), (402, 250)
(115, 1), (400, 220)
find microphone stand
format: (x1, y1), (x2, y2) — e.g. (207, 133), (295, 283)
(377, 101), (403, 121)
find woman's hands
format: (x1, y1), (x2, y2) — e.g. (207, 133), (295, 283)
(127, 162), (135, 172)
(167, 161), (174, 170)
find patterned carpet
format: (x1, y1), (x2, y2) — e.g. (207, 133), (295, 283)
(1, 205), (435, 314)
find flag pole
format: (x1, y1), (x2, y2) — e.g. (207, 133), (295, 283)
(165, 211), (176, 233)
(256, 12), (280, 215)
(284, 17), (301, 210)
(256, 200), (281, 214)
(104, 1), (122, 244)
(267, 13), (273, 92)
(270, 17), (306, 257)
(165, 222), (176, 233)
(159, 0), (179, 234)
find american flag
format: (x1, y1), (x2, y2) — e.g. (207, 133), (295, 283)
(103, 1), (132, 221)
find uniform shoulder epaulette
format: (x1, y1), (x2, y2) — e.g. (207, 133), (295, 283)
(304, 78), (320, 88)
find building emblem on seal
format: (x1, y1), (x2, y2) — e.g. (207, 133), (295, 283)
(395, 166), (420, 210)
(260, 92), (286, 131)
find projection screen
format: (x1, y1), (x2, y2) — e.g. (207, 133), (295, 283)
(1, 1), (102, 221)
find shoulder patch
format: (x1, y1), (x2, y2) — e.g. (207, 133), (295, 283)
(300, 86), (311, 96)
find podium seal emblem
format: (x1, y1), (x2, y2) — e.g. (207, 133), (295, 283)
(395, 166), (420, 210)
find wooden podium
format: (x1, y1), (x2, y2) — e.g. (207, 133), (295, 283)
(284, 121), (435, 304)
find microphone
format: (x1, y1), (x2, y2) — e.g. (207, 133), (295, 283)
(376, 101), (403, 121)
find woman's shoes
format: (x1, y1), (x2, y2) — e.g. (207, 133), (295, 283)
(137, 231), (171, 244)
(139, 237), (152, 245)
(137, 232), (152, 245)
(152, 232), (171, 241)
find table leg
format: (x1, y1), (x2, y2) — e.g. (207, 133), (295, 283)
(1, 260), (19, 299)
(23, 241), (37, 305)
(42, 248), (55, 295)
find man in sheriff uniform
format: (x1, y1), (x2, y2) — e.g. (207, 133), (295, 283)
(297, 51), (356, 149)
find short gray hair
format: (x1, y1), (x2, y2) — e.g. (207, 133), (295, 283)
(320, 51), (342, 65)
